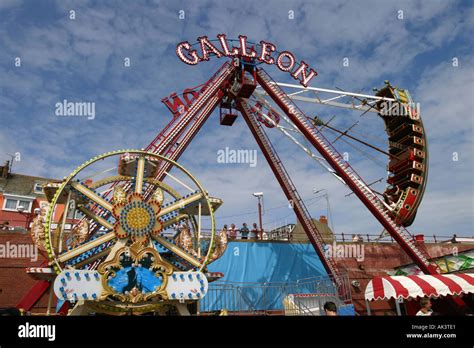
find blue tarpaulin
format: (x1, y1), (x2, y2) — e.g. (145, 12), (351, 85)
(202, 241), (331, 311)
(208, 241), (327, 283)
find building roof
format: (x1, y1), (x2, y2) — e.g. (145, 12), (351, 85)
(0, 173), (59, 198)
(292, 218), (335, 243)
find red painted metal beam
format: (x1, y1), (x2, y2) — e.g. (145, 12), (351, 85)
(16, 280), (50, 312)
(238, 98), (344, 290)
(145, 62), (235, 155)
(255, 68), (435, 275)
(154, 91), (225, 182)
(57, 301), (69, 315)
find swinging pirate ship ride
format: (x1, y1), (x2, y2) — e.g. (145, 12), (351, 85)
(12, 34), (471, 316)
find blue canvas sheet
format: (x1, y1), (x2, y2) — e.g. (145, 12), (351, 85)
(208, 242), (327, 283)
(202, 242), (329, 311)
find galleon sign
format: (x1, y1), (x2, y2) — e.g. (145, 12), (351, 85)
(176, 34), (318, 87)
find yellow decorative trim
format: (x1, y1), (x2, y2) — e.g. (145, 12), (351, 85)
(135, 156), (146, 194)
(98, 243), (173, 304)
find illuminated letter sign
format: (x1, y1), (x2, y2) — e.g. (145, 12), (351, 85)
(176, 34), (318, 87)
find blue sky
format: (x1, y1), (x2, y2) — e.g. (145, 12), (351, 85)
(0, 0), (473, 238)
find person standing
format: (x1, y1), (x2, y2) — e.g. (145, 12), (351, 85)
(250, 223), (259, 240)
(222, 224), (228, 238)
(240, 223), (249, 239)
(229, 223), (237, 240)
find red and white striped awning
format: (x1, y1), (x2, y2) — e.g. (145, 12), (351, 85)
(365, 273), (474, 301)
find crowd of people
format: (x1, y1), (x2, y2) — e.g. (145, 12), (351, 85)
(222, 222), (263, 240)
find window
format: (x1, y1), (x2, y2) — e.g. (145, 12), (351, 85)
(5, 199), (17, 210)
(2, 195), (34, 213)
(18, 200), (31, 211)
(33, 183), (43, 193)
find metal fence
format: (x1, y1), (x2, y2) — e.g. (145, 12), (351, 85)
(333, 233), (460, 244)
(199, 273), (351, 315)
(194, 228), (464, 244)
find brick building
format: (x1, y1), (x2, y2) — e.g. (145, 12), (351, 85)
(0, 162), (63, 313)
(0, 161), (60, 231)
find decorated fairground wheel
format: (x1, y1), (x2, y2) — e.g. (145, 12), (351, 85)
(41, 150), (227, 315)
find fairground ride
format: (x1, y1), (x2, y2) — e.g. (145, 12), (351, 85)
(18, 35), (465, 315)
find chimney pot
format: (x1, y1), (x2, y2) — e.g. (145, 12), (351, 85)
(1, 161), (10, 178)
